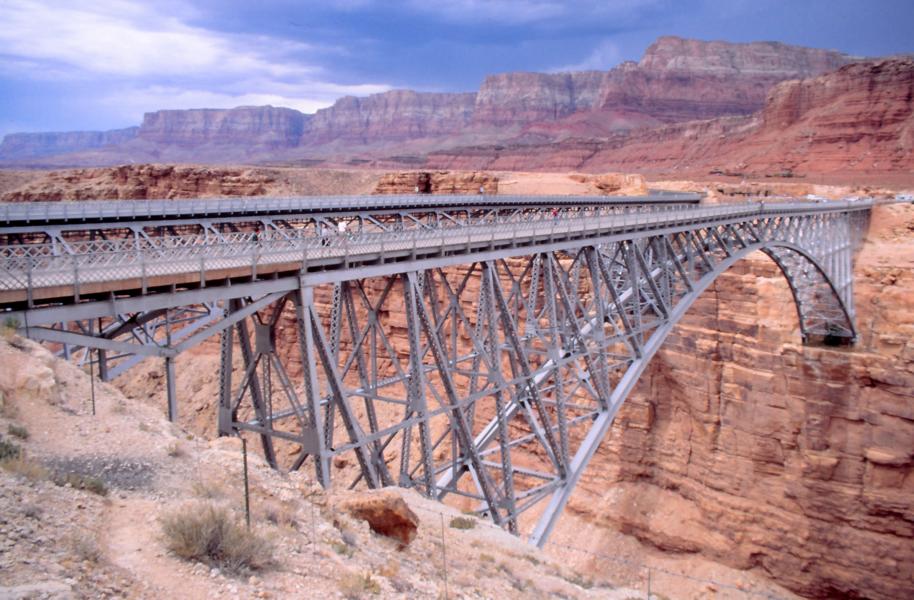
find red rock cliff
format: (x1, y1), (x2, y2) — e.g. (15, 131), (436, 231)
(472, 36), (852, 130)
(303, 90), (476, 144)
(560, 203), (914, 599)
(0, 127), (138, 161)
(138, 106), (307, 148)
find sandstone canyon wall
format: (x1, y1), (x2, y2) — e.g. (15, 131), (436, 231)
(137, 106), (308, 148)
(304, 90), (477, 144)
(0, 164), (382, 201)
(428, 56), (914, 179)
(0, 127), (138, 160)
(0, 36), (854, 167)
(559, 203), (914, 599)
(472, 36), (852, 132)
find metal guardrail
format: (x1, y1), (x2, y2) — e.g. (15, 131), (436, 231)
(0, 193), (704, 225)
(0, 199), (872, 297)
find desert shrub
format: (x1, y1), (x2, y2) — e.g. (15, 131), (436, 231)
(160, 503), (273, 576)
(259, 498), (298, 529)
(67, 532), (102, 563)
(449, 516), (476, 530)
(53, 472), (108, 496)
(0, 390), (16, 418)
(1, 453), (49, 481)
(0, 436), (20, 460)
(565, 572), (595, 589)
(7, 424), (29, 440)
(1, 316), (19, 340)
(191, 477), (227, 500)
(165, 441), (184, 458)
(331, 540), (355, 557)
(338, 571), (381, 598)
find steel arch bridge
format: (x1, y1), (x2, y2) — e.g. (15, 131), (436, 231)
(0, 194), (873, 544)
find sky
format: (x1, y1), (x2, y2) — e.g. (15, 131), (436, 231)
(1, 0), (912, 137)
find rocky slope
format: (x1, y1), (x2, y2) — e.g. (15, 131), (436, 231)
(0, 36), (854, 166)
(0, 336), (647, 599)
(98, 175), (914, 599)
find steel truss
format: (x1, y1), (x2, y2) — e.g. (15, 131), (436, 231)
(2, 199), (872, 544)
(210, 208), (868, 543)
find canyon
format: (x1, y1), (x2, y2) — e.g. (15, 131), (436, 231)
(428, 57), (914, 179)
(1, 32), (912, 600)
(0, 36), (857, 169)
(7, 167), (903, 599)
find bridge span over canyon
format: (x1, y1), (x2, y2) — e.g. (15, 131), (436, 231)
(0, 193), (873, 544)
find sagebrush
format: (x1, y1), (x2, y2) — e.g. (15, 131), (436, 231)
(160, 503), (273, 576)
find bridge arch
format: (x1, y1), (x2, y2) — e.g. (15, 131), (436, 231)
(2, 195), (871, 545)
(529, 239), (856, 543)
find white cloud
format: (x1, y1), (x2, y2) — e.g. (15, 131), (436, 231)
(553, 39), (623, 72)
(0, 0), (313, 78)
(0, 0), (393, 123)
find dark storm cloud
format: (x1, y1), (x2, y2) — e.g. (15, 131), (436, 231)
(0, 0), (911, 136)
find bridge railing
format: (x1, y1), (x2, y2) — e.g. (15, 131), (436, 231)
(0, 201), (694, 259)
(0, 199), (872, 296)
(0, 193), (706, 224)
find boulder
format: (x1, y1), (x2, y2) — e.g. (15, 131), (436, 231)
(338, 489), (419, 547)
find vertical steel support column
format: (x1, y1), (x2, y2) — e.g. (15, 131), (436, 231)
(165, 355), (177, 422)
(401, 273), (435, 495)
(481, 264), (517, 532)
(217, 303), (235, 436)
(296, 285), (331, 487)
(236, 303), (278, 469)
(164, 309), (177, 422)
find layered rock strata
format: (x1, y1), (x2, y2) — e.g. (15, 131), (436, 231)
(428, 57), (914, 177)
(563, 203), (914, 599)
(0, 36), (854, 166)
(373, 171), (498, 194)
(0, 127), (138, 160)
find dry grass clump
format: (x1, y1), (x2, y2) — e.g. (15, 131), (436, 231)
(0, 435), (20, 461)
(190, 477), (228, 500)
(261, 498), (298, 529)
(338, 570), (381, 598)
(165, 441), (185, 458)
(1, 453), (49, 481)
(7, 423), (28, 440)
(160, 503), (273, 576)
(53, 471), (108, 496)
(67, 531), (102, 563)
(0, 390), (16, 418)
(449, 516), (476, 530)
(0, 437), (49, 482)
(1, 316), (19, 341)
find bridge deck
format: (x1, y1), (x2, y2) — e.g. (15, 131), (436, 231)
(0, 199), (871, 308)
(0, 192), (702, 230)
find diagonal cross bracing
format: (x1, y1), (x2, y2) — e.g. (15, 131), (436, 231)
(1, 196), (879, 544)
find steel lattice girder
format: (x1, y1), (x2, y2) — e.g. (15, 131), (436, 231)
(214, 209), (868, 545)
(7, 203), (872, 544)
